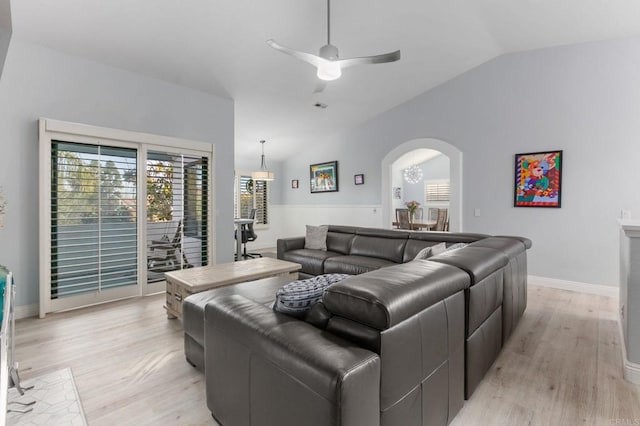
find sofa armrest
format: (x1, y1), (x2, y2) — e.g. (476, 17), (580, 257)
(205, 294), (380, 426)
(277, 236), (305, 259)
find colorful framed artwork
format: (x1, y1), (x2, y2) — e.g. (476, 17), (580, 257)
(310, 161), (339, 193)
(291, 179), (299, 189)
(514, 150), (563, 208)
(354, 174), (364, 185)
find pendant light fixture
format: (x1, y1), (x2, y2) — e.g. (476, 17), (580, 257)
(403, 164), (423, 184)
(252, 140), (275, 181)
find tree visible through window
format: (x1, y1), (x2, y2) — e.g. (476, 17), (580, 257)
(145, 160), (174, 222)
(235, 175), (269, 225)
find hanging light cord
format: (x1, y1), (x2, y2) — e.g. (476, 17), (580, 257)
(260, 140), (268, 170)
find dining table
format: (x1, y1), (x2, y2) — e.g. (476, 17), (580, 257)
(391, 220), (437, 231)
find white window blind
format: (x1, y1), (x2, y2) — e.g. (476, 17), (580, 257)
(234, 175), (269, 225)
(51, 142), (138, 298)
(425, 182), (450, 202)
(254, 180), (268, 225)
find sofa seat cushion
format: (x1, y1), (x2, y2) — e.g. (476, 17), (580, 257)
(183, 276), (290, 348)
(280, 249), (341, 276)
(323, 261), (470, 330)
(324, 255), (396, 275)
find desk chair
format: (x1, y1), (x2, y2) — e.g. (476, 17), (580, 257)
(235, 209), (263, 260)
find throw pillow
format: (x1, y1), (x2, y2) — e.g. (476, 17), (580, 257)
(273, 274), (350, 318)
(304, 225), (328, 251)
(413, 246), (432, 260)
(446, 242), (468, 252)
(429, 242), (448, 257)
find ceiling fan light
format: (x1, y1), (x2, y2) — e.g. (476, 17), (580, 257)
(317, 62), (341, 81)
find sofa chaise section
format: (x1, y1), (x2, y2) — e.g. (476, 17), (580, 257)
(183, 276), (292, 371)
(203, 260), (469, 426)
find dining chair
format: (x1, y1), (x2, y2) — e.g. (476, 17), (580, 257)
(427, 207), (439, 222)
(397, 209), (411, 230)
(414, 207), (424, 221)
(434, 209), (448, 231)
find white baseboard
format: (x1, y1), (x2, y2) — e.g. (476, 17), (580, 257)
(529, 275), (618, 298)
(618, 315), (640, 385)
(15, 303), (38, 320)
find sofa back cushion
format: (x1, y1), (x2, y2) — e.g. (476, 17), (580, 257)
(350, 234), (407, 263)
(326, 231), (355, 254)
(323, 261), (470, 330)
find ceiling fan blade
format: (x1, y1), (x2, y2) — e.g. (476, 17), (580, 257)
(266, 39), (324, 68)
(338, 50), (401, 69)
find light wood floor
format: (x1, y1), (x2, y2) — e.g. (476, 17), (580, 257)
(14, 285), (640, 425)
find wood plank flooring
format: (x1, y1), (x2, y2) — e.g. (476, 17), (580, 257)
(13, 285), (640, 425)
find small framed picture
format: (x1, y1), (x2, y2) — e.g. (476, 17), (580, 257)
(393, 187), (402, 199)
(291, 179), (299, 189)
(354, 174), (364, 185)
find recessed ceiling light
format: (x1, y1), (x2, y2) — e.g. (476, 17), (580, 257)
(314, 102), (328, 109)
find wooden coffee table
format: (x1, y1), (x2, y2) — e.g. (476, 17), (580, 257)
(163, 257), (301, 319)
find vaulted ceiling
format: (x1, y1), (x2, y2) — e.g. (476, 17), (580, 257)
(8, 0), (640, 163)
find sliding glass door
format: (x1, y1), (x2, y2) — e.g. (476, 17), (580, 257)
(39, 119), (214, 316)
(50, 141), (139, 309)
(146, 151), (209, 285)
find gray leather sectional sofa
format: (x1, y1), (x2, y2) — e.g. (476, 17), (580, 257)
(183, 226), (531, 426)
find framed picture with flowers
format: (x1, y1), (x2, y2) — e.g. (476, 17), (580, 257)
(310, 161), (339, 193)
(514, 150), (562, 207)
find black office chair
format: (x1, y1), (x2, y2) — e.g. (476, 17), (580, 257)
(235, 209), (263, 260)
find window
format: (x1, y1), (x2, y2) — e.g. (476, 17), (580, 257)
(234, 174), (269, 225)
(425, 181), (450, 202)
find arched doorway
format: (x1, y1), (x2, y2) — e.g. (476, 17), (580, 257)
(381, 138), (462, 231)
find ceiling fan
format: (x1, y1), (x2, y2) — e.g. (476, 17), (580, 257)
(267, 0), (401, 82)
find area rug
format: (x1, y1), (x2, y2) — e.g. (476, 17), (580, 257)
(6, 367), (87, 426)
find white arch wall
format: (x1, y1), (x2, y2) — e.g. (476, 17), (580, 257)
(382, 138), (462, 231)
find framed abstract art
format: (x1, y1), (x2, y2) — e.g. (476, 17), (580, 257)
(514, 150), (562, 208)
(310, 161), (339, 193)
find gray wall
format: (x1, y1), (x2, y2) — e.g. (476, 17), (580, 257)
(0, 37), (235, 307)
(281, 35), (640, 287)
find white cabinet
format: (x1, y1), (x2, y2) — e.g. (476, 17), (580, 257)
(618, 220), (640, 384)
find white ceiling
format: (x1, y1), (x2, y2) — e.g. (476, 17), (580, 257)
(9, 0), (640, 163)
